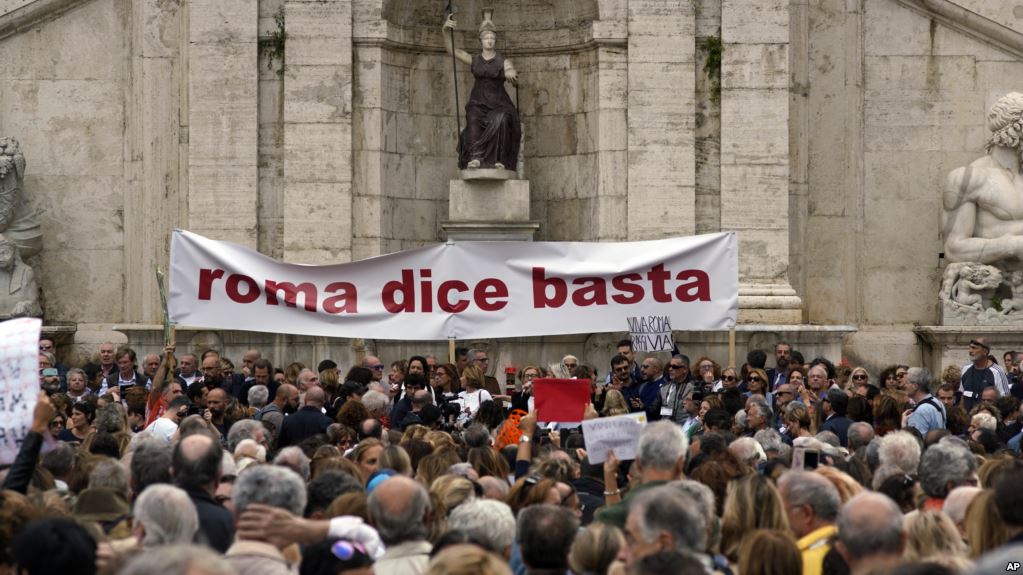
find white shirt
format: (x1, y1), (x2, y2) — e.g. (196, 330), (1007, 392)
(144, 417), (178, 443)
(456, 388), (493, 419)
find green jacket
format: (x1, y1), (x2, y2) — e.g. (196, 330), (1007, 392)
(593, 480), (670, 529)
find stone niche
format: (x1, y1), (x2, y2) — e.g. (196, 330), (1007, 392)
(353, 0), (613, 260)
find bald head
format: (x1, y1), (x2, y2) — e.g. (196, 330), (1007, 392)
(305, 386), (326, 407)
(172, 433), (222, 493)
(836, 492), (905, 566)
(276, 383), (297, 400)
(368, 476), (431, 545)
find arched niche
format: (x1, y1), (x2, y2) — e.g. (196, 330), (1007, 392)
(379, 0), (604, 53)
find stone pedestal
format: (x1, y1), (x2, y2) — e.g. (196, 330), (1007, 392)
(441, 176), (540, 242)
(915, 326), (1017, 376)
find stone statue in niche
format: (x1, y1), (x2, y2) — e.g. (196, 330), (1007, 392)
(0, 138), (42, 319)
(0, 138), (41, 258)
(0, 234), (41, 319)
(443, 8), (521, 173)
(940, 93), (1023, 324)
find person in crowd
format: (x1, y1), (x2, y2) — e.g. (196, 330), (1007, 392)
(960, 338), (1011, 411)
(720, 473), (790, 562)
(518, 504), (580, 575)
(777, 470), (841, 575)
(368, 476), (433, 575)
(172, 432), (233, 552)
(226, 464), (307, 574)
(132, 484), (200, 546)
(737, 529), (802, 575)
(820, 389), (852, 446)
(918, 437), (979, 511)
(595, 421), (688, 528)
(60, 400), (95, 443)
(256, 383), (299, 444)
(278, 385), (333, 448)
(834, 492), (905, 575)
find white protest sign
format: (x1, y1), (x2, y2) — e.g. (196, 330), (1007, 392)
(582, 412), (648, 464)
(0, 317), (41, 465)
(627, 315), (674, 352)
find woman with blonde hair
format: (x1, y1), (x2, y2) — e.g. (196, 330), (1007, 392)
(346, 438), (384, 484)
(720, 474), (790, 562)
(568, 522), (624, 575)
(377, 444), (413, 477)
(904, 510), (972, 570)
(784, 402), (813, 439)
(814, 466), (863, 505)
(737, 529), (801, 575)
(426, 544), (512, 575)
(457, 364), (492, 422)
(965, 489), (1008, 557)
(601, 389), (629, 417)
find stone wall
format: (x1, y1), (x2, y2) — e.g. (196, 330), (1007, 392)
(797, 0), (1023, 369)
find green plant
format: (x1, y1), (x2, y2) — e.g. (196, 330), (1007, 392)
(699, 35), (722, 103)
(992, 295), (1004, 312)
(260, 5), (287, 75)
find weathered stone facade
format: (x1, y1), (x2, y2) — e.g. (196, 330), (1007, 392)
(1, 0), (1020, 373)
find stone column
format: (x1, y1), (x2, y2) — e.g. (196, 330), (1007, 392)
(282, 0), (354, 264)
(187, 0), (259, 247)
(626, 0), (696, 240)
(124, 0), (183, 323)
(721, 0), (801, 323)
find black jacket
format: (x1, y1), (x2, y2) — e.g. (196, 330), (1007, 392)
(185, 487), (234, 553)
(277, 406), (332, 449)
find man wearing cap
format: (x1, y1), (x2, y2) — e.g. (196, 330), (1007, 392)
(959, 337), (1010, 411)
(821, 389), (852, 447)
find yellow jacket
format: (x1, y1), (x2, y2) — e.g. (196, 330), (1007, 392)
(797, 524), (837, 575)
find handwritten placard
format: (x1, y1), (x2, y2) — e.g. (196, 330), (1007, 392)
(582, 412), (648, 463)
(0, 318), (41, 464)
(627, 315), (673, 352)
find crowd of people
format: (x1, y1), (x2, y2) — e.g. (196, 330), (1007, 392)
(3, 334), (1023, 575)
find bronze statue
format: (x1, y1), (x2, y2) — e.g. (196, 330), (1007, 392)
(443, 9), (521, 171)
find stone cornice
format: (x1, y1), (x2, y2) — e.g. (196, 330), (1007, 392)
(0, 0), (89, 41)
(893, 0), (1023, 60)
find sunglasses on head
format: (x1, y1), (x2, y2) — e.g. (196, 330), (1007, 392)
(331, 540), (368, 561)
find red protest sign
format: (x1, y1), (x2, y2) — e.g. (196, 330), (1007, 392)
(533, 378), (591, 422)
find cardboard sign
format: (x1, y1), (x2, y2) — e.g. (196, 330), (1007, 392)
(533, 378), (591, 422)
(0, 318), (41, 465)
(627, 315), (674, 352)
(582, 412), (648, 463)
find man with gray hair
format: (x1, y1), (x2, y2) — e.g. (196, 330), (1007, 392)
(919, 437), (978, 511)
(273, 446), (311, 481)
(595, 420), (688, 528)
(369, 475), (433, 575)
(227, 419), (268, 454)
(226, 465), (307, 575)
(777, 470), (842, 575)
(834, 492), (905, 574)
(902, 367), (946, 436)
(624, 485), (707, 570)
(133, 484), (199, 546)
(247, 384), (269, 410)
(448, 499), (516, 558)
(744, 395), (772, 436)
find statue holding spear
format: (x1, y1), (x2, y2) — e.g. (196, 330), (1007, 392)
(442, 7), (521, 171)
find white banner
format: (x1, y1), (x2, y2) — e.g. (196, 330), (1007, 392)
(169, 230), (737, 340)
(0, 317), (42, 465)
